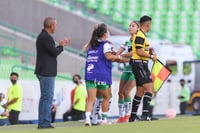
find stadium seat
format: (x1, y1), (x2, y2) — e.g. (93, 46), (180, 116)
(97, 0), (112, 16)
(47, 0), (61, 5)
(125, 10), (140, 21)
(76, 0), (86, 3)
(122, 19), (131, 31)
(44, 0), (200, 59)
(86, 0), (98, 10)
(112, 0), (124, 12)
(124, 0), (137, 12)
(111, 12), (123, 24)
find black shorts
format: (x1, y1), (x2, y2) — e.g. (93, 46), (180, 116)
(9, 110), (20, 125)
(131, 60), (152, 86)
(63, 108), (85, 121)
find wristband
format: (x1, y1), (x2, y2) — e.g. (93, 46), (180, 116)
(118, 55), (121, 60)
(150, 54), (153, 59)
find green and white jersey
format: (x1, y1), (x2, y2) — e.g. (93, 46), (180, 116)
(120, 40), (132, 73)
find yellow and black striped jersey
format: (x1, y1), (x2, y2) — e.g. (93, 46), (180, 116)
(131, 29), (150, 61)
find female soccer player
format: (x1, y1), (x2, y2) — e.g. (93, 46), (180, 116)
(84, 23), (127, 126)
(116, 21), (139, 123)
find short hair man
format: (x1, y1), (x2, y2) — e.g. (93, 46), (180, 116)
(63, 74), (86, 121)
(129, 15), (157, 122)
(6, 72), (23, 125)
(178, 79), (190, 114)
(35, 16), (70, 129)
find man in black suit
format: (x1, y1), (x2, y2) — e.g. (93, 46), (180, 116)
(35, 16), (70, 129)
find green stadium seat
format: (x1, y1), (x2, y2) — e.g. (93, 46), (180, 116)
(192, 1), (199, 11)
(86, 0), (98, 10)
(113, 0), (124, 12)
(125, 10), (140, 21)
(184, 34), (192, 44)
(197, 3), (200, 11)
(97, 0), (112, 16)
(179, 32), (188, 43)
(124, 0), (137, 12)
(181, 0), (193, 11)
(122, 19), (132, 31)
(110, 0), (127, 17)
(166, 0), (182, 12)
(148, 0), (165, 12)
(148, 32), (159, 39)
(143, 0), (152, 11)
(0, 56), (71, 80)
(44, 0), (200, 59)
(111, 12), (123, 24)
(76, 0), (86, 3)
(47, 0), (61, 5)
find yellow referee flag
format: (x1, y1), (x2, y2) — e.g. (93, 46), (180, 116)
(151, 60), (171, 92)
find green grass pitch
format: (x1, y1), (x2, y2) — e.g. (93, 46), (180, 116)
(0, 116), (200, 133)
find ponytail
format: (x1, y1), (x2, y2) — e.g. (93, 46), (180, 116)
(88, 23), (107, 50)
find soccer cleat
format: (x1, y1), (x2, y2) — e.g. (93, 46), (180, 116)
(116, 117), (124, 123)
(85, 119), (91, 126)
(101, 119), (110, 125)
(91, 122), (101, 126)
(140, 116), (151, 121)
(129, 115), (141, 122)
(151, 117), (159, 120)
(123, 115), (131, 122)
(135, 116), (141, 121)
(38, 125), (54, 129)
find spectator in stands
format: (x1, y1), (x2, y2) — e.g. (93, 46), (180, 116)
(178, 79), (190, 115)
(4, 72), (23, 125)
(63, 74), (86, 121)
(35, 16), (70, 129)
(0, 93), (9, 126)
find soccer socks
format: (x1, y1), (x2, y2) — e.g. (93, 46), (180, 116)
(142, 92), (152, 117)
(101, 112), (108, 123)
(124, 98), (131, 116)
(85, 112), (91, 121)
(129, 92), (152, 122)
(118, 100), (125, 118)
(91, 98), (103, 124)
(130, 95), (141, 119)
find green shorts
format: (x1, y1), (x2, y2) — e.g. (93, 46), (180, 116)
(85, 80), (110, 90)
(120, 72), (136, 81)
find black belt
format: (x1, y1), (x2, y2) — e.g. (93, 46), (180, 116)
(131, 59), (148, 64)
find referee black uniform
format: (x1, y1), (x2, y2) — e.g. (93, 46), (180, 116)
(129, 15), (154, 122)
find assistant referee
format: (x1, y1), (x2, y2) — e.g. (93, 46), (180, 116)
(129, 15), (157, 122)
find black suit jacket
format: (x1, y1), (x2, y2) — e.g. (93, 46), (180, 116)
(35, 29), (63, 76)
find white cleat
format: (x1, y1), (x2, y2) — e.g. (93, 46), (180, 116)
(85, 119), (91, 126)
(101, 119), (112, 125)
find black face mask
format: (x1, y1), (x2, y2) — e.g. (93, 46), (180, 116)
(11, 79), (17, 85)
(181, 83), (184, 87)
(73, 79), (78, 84)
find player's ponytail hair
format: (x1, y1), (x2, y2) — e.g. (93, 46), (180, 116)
(88, 23), (107, 50)
(132, 20), (140, 28)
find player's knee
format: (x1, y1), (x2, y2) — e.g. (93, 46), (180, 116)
(118, 91), (124, 98)
(124, 90), (130, 98)
(145, 87), (154, 93)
